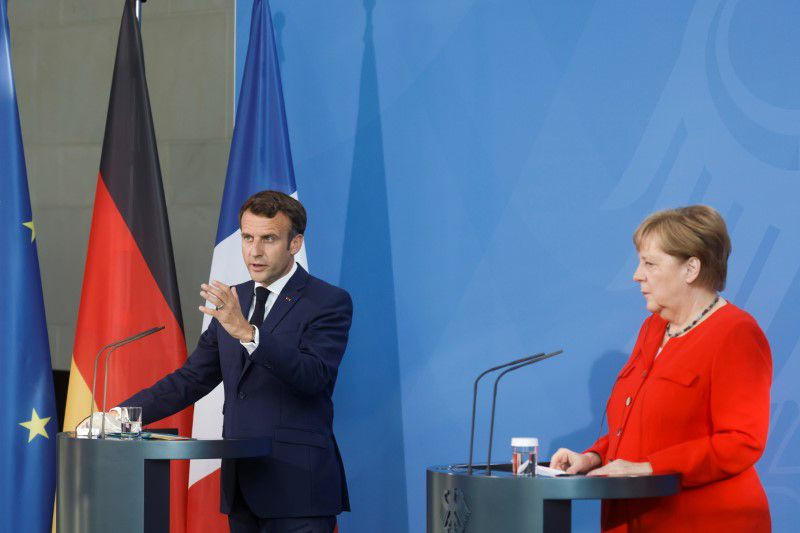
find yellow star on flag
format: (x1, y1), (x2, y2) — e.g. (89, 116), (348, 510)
(19, 408), (50, 443)
(22, 220), (35, 242)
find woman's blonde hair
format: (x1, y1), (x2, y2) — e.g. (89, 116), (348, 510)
(633, 205), (731, 291)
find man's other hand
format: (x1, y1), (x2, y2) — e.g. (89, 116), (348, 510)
(75, 409), (122, 437)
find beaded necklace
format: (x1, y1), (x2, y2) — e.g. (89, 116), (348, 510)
(666, 294), (720, 338)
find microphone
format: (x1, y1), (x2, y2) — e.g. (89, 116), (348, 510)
(87, 326), (165, 438)
(485, 349), (563, 475)
(100, 326), (165, 437)
(467, 352), (545, 474)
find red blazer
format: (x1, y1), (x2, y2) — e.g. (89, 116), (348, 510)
(586, 303), (772, 532)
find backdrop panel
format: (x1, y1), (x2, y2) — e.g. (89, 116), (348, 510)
(236, 1), (800, 530)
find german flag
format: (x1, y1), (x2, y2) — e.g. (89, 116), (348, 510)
(62, 2), (192, 532)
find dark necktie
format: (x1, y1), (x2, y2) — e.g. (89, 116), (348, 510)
(249, 286), (269, 327)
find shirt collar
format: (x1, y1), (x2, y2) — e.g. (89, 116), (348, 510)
(255, 260), (298, 297)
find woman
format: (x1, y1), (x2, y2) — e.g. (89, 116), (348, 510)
(550, 206), (772, 532)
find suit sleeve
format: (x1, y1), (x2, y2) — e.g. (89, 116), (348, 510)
(121, 320), (223, 425)
(647, 321), (772, 487)
(249, 289), (353, 395)
(584, 434), (609, 463)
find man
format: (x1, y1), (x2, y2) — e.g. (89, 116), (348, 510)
(123, 191), (351, 532)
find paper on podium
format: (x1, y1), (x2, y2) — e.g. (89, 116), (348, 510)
(141, 432), (193, 441)
(535, 464), (571, 477)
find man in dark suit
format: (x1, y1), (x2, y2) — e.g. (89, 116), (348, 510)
(122, 190), (352, 533)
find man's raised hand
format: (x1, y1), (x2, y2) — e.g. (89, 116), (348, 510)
(199, 281), (254, 342)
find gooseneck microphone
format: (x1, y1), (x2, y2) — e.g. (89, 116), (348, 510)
(467, 352), (545, 474)
(484, 349), (563, 475)
(87, 326), (165, 438)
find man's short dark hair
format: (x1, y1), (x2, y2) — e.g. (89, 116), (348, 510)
(239, 190), (307, 240)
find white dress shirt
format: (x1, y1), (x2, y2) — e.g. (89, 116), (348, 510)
(240, 261), (298, 354)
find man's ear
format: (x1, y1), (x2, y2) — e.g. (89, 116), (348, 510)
(685, 257), (701, 284)
(289, 234), (304, 255)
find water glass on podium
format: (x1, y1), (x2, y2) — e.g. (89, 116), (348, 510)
(512, 437), (538, 476)
(119, 406), (142, 439)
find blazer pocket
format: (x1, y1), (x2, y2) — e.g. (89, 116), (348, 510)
(616, 363), (636, 380)
(274, 427), (328, 448)
(656, 365), (699, 387)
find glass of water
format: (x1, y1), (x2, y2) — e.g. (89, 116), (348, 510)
(118, 406), (142, 439)
(511, 437), (538, 476)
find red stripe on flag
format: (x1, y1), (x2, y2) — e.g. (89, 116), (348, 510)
(71, 177), (192, 533)
(187, 470), (228, 532)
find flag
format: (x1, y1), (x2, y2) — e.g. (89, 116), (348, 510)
(61, 2), (192, 532)
(0, 1), (58, 530)
(186, 0), (307, 530)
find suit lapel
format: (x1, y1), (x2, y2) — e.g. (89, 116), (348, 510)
(238, 265), (308, 384)
(263, 265), (308, 332)
(238, 280), (255, 318)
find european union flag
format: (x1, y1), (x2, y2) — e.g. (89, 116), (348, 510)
(0, 1), (57, 530)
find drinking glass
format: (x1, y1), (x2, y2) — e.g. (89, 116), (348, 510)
(118, 406), (142, 439)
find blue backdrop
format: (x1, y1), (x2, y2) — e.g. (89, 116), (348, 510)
(236, 1), (800, 531)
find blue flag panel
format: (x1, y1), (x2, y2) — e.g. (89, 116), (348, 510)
(216, 0), (296, 244)
(0, 1), (57, 530)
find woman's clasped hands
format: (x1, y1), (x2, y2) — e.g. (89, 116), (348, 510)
(549, 448), (652, 476)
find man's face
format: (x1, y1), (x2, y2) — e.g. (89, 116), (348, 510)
(240, 210), (303, 285)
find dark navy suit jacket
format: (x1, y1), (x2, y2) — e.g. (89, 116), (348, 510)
(123, 265), (352, 518)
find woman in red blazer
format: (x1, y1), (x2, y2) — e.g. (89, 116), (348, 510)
(551, 205), (772, 532)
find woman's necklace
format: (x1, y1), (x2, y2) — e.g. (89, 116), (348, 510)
(666, 295), (720, 338)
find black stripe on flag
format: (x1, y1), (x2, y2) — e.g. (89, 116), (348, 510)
(99, 0), (184, 328)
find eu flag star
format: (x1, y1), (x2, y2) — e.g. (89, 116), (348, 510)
(19, 408), (50, 442)
(22, 220), (35, 242)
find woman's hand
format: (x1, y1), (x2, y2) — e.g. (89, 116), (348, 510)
(586, 459), (653, 477)
(549, 448), (602, 474)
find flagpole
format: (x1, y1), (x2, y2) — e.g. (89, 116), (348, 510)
(135, 0), (144, 23)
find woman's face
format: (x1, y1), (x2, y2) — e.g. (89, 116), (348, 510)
(632, 236), (690, 316)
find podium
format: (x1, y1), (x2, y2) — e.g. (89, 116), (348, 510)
(57, 432), (270, 533)
(427, 463), (680, 533)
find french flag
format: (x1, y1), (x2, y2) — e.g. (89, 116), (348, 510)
(186, 1), (307, 530)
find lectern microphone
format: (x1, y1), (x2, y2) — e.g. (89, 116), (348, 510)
(485, 349), (563, 475)
(87, 326), (165, 438)
(467, 352), (545, 474)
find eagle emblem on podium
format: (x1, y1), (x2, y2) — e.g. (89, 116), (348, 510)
(442, 487), (471, 532)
